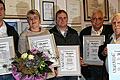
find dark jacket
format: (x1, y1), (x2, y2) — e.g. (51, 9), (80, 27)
(5, 22), (19, 57)
(49, 25), (80, 45)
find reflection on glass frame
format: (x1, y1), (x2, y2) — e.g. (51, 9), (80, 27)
(28, 34), (59, 67)
(7, 22), (18, 32)
(21, 22), (29, 33)
(0, 36), (15, 75)
(42, 1), (54, 21)
(83, 0), (109, 21)
(3, 0), (34, 19)
(66, 0), (81, 24)
(83, 35), (105, 65)
(57, 45), (81, 76)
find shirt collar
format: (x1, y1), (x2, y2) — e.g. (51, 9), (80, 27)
(56, 26), (68, 37)
(91, 26), (103, 36)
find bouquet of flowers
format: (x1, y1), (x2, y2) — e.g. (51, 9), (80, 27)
(12, 48), (53, 80)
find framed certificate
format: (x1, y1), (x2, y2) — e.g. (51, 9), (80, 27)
(66, 0), (81, 24)
(57, 45), (81, 76)
(28, 34), (59, 67)
(3, 0), (34, 19)
(83, 0), (109, 21)
(107, 44), (120, 80)
(0, 36), (15, 75)
(40, 0), (56, 24)
(83, 35), (105, 65)
(42, 1), (54, 21)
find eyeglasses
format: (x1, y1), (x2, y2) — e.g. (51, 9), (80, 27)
(91, 17), (103, 21)
(27, 16), (40, 21)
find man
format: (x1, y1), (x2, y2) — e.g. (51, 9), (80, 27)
(79, 9), (113, 80)
(98, 13), (120, 80)
(0, 0), (19, 80)
(49, 10), (80, 80)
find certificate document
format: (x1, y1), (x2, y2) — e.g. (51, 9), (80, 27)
(57, 45), (81, 76)
(66, 0), (81, 24)
(107, 44), (120, 80)
(28, 34), (59, 67)
(0, 37), (15, 75)
(83, 35), (105, 65)
(3, 0), (34, 18)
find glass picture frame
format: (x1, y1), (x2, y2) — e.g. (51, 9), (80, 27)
(57, 45), (81, 76)
(28, 34), (59, 67)
(83, 35), (105, 65)
(3, 0), (34, 19)
(107, 44), (120, 80)
(0, 36), (15, 75)
(83, 0), (109, 21)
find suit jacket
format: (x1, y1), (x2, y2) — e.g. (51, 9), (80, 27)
(5, 22), (19, 57)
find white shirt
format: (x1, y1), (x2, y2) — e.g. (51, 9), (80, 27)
(91, 26), (103, 36)
(0, 22), (8, 37)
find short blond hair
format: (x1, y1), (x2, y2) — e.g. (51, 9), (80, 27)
(111, 13), (120, 22)
(27, 9), (41, 19)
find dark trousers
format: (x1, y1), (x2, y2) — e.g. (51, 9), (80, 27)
(0, 74), (15, 80)
(82, 65), (103, 80)
(47, 76), (78, 80)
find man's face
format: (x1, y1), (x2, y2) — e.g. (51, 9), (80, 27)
(56, 12), (68, 28)
(112, 16), (120, 37)
(91, 12), (104, 31)
(0, 3), (5, 21)
(27, 14), (41, 29)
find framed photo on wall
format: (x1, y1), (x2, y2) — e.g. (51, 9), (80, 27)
(40, 0), (56, 24)
(66, 0), (81, 24)
(7, 22), (18, 32)
(83, 0), (109, 21)
(3, 0), (34, 19)
(42, 1), (54, 21)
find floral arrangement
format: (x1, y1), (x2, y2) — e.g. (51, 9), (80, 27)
(12, 48), (53, 80)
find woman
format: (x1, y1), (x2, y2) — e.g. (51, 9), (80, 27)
(98, 13), (120, 80)
(18, 9), (49, 53)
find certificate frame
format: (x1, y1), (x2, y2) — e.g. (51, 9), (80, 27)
(3, 0), (35, 19)
(66, 0), (81, 24)
(107, 44), (120, 80)
(83, 35), (105, 65)
(0, 36), (15, 75)
(57, 45), (81, 76)
(42, 1), (54, 21)
(28, 34), (59, 67)
(83, 0), (109, 21)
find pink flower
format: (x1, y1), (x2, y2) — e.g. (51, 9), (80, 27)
(30, 48), (38, 54)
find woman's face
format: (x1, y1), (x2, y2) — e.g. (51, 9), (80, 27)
(112, 15), (120, 37)
(27, 14), (41, 29)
